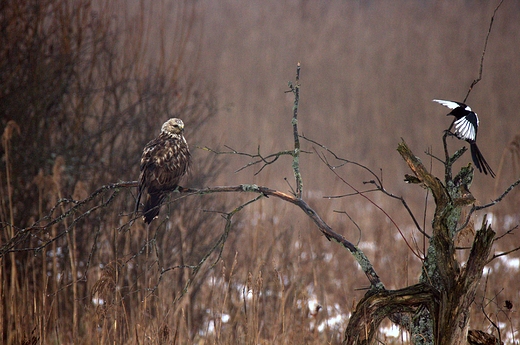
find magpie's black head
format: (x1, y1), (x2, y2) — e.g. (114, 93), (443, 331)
(432, 99), (472, 120)
(447, 107), (470, 119)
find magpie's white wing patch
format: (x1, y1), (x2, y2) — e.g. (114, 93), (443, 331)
(433, 99), (468, 110)
(453, 117), (476, 141)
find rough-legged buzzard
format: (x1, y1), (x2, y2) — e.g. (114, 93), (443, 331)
(135, 118), (191, 223)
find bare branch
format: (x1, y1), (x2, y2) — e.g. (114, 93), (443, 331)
(476, 177), (520, 210)
(486, 247), (520, 266)
(302, 134), (427, 239)
(442, 131), (469, 183)
(148, 194), (265, 302)
(0, 181), (134, 257)
(177, 184), (384, 289)
(287, 62), (304, 198)
(197, 145), (298, 175)
(3, 179), (384, 290)
(493, 224), (518, 242)
(333, 210), (362, 246)
(306, 142), (422, 260)
(463, 0), (505, 102)
(456, 178), (520, 232)
(313, 146), (424, 259)
(300, 134), (382, 185)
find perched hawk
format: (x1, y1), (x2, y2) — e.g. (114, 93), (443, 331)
(135, 118), (191, 224)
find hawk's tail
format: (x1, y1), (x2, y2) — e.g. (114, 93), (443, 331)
(470, 142), (495, 178)
(134, 189), (143, 216)
(143, 193), (166, 224)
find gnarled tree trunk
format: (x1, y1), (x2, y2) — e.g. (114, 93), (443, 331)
(343, 140), (495, 345)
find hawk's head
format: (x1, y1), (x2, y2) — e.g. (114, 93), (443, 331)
(161, 118), (185, 137)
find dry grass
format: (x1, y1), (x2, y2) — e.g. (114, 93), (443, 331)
(1, 0), (520, 344)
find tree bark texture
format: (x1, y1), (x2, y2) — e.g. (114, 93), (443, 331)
(342, 141), (495, 345)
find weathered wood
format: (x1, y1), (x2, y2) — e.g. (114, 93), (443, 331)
(396, 140), (495, 345)
(343, 283), (436, 345)
(468, 330), (503, 345)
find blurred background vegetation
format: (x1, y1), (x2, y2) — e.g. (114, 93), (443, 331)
(1, 0), (519, 344)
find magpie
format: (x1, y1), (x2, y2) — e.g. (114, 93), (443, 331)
(433, 99), (495, 178)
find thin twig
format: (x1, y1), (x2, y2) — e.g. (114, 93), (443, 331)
(301, 135), (425, 238)
(314, 149), (423, 260)
(493, 225), (518, 242)
(486, 246), (520, 265)
(463, 0), (505, 102)
(456, 178), (520, 231)
(198, 145), (298, 175)
(306, 136), (428, 242)
(147, 194), (265, 302)
(333, 210), (362, 246)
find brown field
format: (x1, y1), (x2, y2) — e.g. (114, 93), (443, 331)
(1, 0), (520, 344)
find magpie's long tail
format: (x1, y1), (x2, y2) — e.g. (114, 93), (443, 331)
(470, 142), (496, 178)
